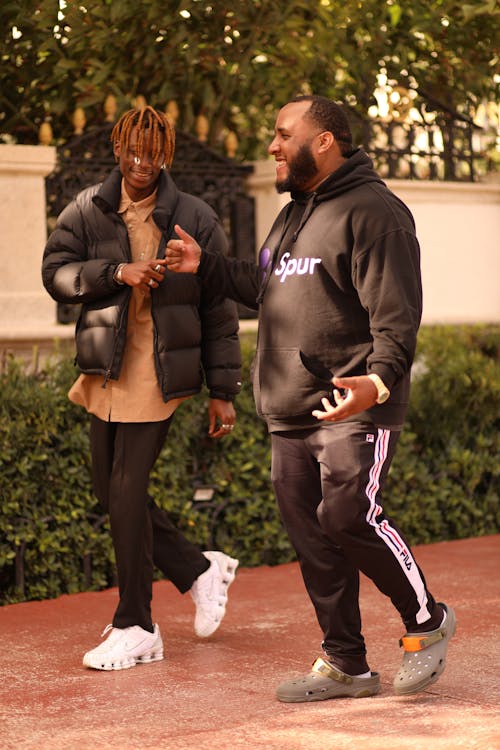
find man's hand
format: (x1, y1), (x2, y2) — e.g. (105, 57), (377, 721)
(120, 259), (166, 292)
(208, 399), (236, 439)
(165, 224), (202, 274)
(312, 375), (378, 422)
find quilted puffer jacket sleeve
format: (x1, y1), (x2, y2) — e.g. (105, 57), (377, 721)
(42, 187), (122, 305)
(198, 220), (242, 401)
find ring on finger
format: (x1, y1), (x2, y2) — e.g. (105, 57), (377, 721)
(154, 264), (162, 272)
(148, 278), (154, 287)
(222, 423), (234, 431)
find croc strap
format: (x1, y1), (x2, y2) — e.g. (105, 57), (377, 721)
(311, 657), (353, 684)
(399, 628), (446, 652)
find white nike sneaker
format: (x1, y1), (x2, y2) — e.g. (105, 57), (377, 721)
(82, 623), (164, 671)
(190, 551), (239, 638)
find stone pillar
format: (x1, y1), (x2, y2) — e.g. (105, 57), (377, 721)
(0, 144), (56, 327)
(0, 144), (76, 365)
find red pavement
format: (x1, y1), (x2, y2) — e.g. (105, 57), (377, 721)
(1, 535), (499, 750)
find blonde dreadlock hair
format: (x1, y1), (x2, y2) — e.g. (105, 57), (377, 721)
(111, 106), (176, 169)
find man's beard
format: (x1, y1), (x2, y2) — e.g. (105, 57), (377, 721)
(276, 143), (319, 193)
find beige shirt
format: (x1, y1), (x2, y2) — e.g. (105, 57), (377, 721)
(68, 182), (187, 422)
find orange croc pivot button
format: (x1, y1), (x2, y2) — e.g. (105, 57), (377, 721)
(400, 630), (446, 652)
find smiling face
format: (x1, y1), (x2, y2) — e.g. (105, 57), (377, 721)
(114, 125), (165, 202)
(268, 100), (322, 193)
(268, 99), (346, 193)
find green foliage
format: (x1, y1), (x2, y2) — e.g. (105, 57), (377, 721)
(1, 325), (499, 605)
(0, 1), (498, 160)
(0, 356), (115, 603)
(384, 324), (500, 542)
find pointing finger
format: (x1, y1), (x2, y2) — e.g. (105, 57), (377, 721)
(174, 224), (195, 244)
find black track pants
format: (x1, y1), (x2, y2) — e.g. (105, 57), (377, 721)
(271, 422), (441, 674)
(90, 416), (209, 631)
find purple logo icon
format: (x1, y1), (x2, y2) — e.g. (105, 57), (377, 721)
(259, 247), (271, 280)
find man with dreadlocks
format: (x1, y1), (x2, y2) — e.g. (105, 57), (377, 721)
(42, 106), (241, 671)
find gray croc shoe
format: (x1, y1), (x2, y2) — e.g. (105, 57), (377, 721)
(276, 657), (381, 703)
(393, 602), (456, 695)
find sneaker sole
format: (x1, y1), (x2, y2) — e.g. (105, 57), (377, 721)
(83, 650), (164, 671)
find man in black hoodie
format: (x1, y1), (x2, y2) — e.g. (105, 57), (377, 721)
(165, 95), (456, 702)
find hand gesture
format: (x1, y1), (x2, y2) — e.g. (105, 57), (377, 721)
(312, 375), (378, 422)
(165, 224), (202, 274)
(120, 259), (166, 293)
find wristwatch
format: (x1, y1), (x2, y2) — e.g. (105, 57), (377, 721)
(368, 373), (391, 404)
(113, 263), (127, 284)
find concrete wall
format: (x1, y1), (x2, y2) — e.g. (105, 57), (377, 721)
(0, 144), (75, 364)
(246, 160), (500, 324)
(0, 145), (56, 327)
(386, 180), (500, 324)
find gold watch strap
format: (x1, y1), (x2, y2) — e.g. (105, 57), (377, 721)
(367, 373), (390, 403)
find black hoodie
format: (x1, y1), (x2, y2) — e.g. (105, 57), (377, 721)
(198, 149), (422, 429)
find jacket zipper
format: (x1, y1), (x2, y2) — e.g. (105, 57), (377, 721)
(101, 213), (132, 388)
(101, 290), (130, 389)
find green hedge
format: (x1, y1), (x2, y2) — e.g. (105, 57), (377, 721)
(1, 325), (499, 605)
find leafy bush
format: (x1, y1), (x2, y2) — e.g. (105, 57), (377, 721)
(0, 356), (114, 603)
(1, 325), (498, 604)
(385, 325), (500, 542)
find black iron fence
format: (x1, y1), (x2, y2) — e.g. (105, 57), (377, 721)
(350, 111), (484, 182)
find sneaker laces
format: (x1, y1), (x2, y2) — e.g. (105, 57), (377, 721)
(98, 624), (128, 647)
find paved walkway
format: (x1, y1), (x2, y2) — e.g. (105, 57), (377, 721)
(1, 535), (499, 750)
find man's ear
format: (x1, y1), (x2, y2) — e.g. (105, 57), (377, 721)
(113, 140), (121, 160)
(317, 131), (335, 154)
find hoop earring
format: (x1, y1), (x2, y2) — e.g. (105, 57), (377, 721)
(134, 156), (141, 165)
(160, 163), (166, 170)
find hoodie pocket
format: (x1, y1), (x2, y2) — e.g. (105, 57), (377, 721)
(253, 347), (331, 419)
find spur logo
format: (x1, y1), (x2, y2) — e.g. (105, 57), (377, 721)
(274, 252), (322, 283)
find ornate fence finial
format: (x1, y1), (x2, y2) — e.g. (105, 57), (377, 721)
(39, 121), (53, 145)
(165, 100), (179, 125)
(195, 114), (209, 142)
(225, 131), (238, 158)
(72, 107), (86, 135)
(104, 94), (117, 122)
(133, 94), (147, 110)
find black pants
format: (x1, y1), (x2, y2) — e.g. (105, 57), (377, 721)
(90, 416), (209, 632)
(271, 422), (442, 675)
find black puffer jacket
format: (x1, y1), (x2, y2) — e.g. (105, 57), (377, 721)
(42, 167), (241, 402)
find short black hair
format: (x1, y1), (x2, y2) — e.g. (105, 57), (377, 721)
(290, 95), (353, 156)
